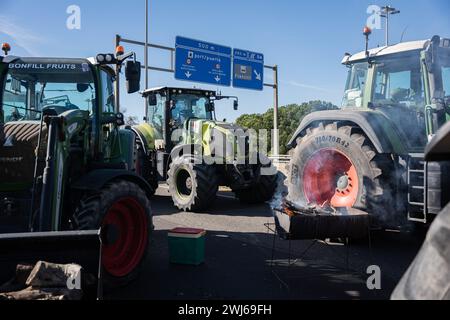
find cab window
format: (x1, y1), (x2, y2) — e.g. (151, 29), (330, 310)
(148, 94), (166, 132)
(442, 66), (450, 97)
(372, 57), (424, 109)
(100, 70), (115, 113)
(342, 63), (368, 108)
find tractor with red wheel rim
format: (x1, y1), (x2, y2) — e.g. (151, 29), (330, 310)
(0, 44), (152, 289)
(287, 34), (450, 229)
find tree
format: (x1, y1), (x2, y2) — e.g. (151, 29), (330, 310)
(235, 101), (338, 155)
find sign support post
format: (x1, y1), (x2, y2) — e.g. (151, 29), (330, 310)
(273, 65), (279, 157)
(264, 65), (279, 157)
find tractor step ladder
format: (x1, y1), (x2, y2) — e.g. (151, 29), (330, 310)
(407, 153), (428, 223)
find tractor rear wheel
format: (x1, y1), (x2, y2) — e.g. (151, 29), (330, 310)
(167, 156), (218, 212)
(73, 181), (152, 288)
(288, 123), (395, 223)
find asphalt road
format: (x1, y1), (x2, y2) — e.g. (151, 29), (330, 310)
(108, 185), (425, 300)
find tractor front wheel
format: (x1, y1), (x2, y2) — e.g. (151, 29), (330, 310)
(167, 156), (218, 212)
(73, 181), (152, 288)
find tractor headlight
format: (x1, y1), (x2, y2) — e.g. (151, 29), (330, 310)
(105, 54), (114, 63)
(96, 54), (105, 63)
(96, 53), (116, 65)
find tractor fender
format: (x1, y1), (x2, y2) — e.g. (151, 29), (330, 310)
(132, 123), (162, 153)
(71, 169), (154, 198)
(287, 110), (408, 154)
(169, 144), (203, 164)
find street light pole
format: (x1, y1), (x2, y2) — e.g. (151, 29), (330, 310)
(273, 65), (279, 157)
(380, 5), (400, 46)
(144, 0), (149, 116)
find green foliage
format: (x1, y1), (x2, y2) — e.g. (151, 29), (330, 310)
(236, 100), (339, 155)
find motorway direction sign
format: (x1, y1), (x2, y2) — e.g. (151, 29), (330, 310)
(175, 36), (232, 87)
(232, 49), (264, 91)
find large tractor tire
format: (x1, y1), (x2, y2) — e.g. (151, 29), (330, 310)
(288, 123), (394, 223)
(234, 173), (278, 204)
(167, 156), (219, 212)
(73, 181), (152, 288)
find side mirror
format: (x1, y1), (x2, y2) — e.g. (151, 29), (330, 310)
(148, 94), (157, 106)
(125, 60), (141, 94)
(426, 35), (441, 74)
(233, 100), (239, 111)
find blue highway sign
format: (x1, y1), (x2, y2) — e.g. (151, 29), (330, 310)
(175, 36), (232, 87)
(233, 49), (264, 91)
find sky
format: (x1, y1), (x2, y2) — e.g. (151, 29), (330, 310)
(1, 0), (450, 122)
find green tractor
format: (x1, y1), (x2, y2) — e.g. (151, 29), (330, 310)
(0, 44), (152, 288)
(287, 35), (450, 228)
(133, 87), (278, 212)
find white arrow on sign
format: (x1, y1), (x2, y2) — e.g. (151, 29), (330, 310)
(254, 70), (262, 81)
(215, 75), (221, 82)
(185, 71), (192, 78)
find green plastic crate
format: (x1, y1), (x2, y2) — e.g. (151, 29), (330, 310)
(168, 228), (206, 266)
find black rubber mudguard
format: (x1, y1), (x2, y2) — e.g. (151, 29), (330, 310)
(0, 230), (102, 299)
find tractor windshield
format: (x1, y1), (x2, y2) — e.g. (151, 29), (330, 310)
(1, 59), (96, 123)
(342, 62), (368, 108)
(170, 94), (213, 124)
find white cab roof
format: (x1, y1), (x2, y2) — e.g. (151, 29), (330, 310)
(342, 40), (429, 64)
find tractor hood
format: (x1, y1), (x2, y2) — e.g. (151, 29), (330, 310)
(185, 119), (251, 161)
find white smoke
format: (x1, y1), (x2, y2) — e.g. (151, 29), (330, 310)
(270, 172), (288, 210)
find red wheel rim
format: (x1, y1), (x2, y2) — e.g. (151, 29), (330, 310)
(102, 197), (148, 277)
(303, 149), (359, 208)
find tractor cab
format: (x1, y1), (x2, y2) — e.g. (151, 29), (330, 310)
(341, 36), (450, 150)
(0, 57), (99, 212)
(145, 87), (215, 131)
(142, 87), (238, 151)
